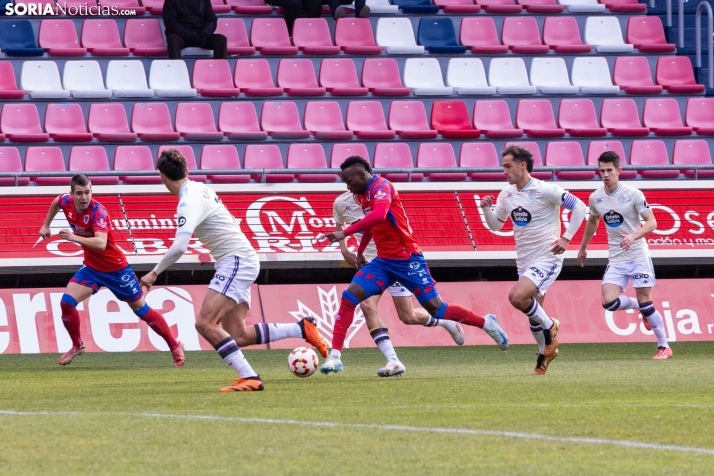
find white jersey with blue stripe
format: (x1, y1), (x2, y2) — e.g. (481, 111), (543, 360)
(333, 191), (378, 261)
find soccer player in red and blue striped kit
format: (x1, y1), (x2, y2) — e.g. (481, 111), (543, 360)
(39, 174), (185, 367)
(324, 157), (508, 375)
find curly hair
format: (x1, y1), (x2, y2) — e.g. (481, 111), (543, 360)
(340, 156), (372, 174)
(157, 149), (188, 181)
(501, 145), (534, 173)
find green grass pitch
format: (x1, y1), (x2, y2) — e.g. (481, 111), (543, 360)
(1, 343), (713, 475)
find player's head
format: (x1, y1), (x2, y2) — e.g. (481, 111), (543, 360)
(70, 174), (92, 210)
(597, 151), (622, 186)
(157, 149), (189, 191)
(501, 145), (533, 185)
(340, 156), (372, 195)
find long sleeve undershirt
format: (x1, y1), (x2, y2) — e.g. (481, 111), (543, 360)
(152, 233), (191, 275)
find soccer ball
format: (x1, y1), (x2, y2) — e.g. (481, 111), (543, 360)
(287, 347), (319, 378)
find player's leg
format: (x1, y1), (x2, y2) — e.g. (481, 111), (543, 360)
(223, 315), (327, 357)
(390, 285), (465, 345)
(58, 279), (95, 365)
(631, 261), (670, 359)
(364, 294), (405, 377)
(601, 263), (641, 314)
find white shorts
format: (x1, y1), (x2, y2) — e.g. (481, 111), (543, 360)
(519, 260), (563, 297)
(603, 258), (656, 290)
(386, 281), (411, 298)
(209, 254), (260, 306)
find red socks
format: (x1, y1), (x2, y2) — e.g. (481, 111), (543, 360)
(141, 308), (179, 350)
(331, 296), (357, 352)
(60, 301), (83, 348)
(444, 303), (485, 329)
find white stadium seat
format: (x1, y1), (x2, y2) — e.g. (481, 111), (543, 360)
(530, 57), (579, 94)
(367, 0), (399, 13)
(571, 56), (621, 94)
(558, 0), (606, 12)
(106, 60), (154, 98)
(21, 61), (70, 99)
(446, 58), (495, 95)
(404, 58), (453, 96)
(148, 60), (197, 98)
(376, 18), (425, 54)
(488, 58), (537, 95)
(63, 60), (113, 99)
(585, 16), (634, 53)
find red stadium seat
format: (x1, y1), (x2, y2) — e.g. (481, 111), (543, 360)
(175, 102), (224, 141)
(656, 57), (706, 94)
(545, 142), (595, 180)
(517, 0), (563, 13)
(505, 141), (551, 180)
(543, 17), (592, 53)
(459, 143), (504, 181)
(215, 18), (255, 55)
(558, 99), (607, 137)
(80, 19), (130, 56)
(209, 0), (231, 13)
(630, 140), (678, 179)
(193, 60), (240, 97)
(516, 100), (565, 138)
(157, 145), (206, 182)
(373, 143), (422, 182)
(88, 103), (136, 142)
(361, 58), (411, 96)
(613, 57), (663, 94)
(251, 19), (298, 55)
(673, 140), (714, 178)
(476, 0), (522, 13)
(460, 17), (508, 54)
(330, 143), (370, 169)
(261, 101), (310, 139)
(39, 19), (87, 56)
(335, 18), (382, 55)
(319, 59), (368, 96)
(277, 59), (326, 96)
(685, 98), (714, 135)
(304, 101), (353, 140)
(602, 0), (646, 12)
(1, 104), (50, 142)
(45, 103), (93, 142)
(201, 145), (250, 183)
(124, 19), (167, 56)
(627, 16), (675, 52)
(100, 0), (146, 15)
(600, 99), (650, 136)
(26, 147), (68, 186)
(346, 101), (396, 139)
(227, 0), (273, 14)
(434, 0), (481, 13)
(234, 59), (283, 96)
(114, 146), (162, 184)
(431, 100), (481, 139)
(69, 146), (118, 185)
(218, 102), (268, 140)
(244, 145), (293, 183)
(131, 103), (180, 141)
(287, 144), (334, 183)
(0, 148), (28, 186)
(643, 98), (692, 136)
(417, 143), (466, 181)
(502, 17), (549, 54)
(474, 100), (523, 138)
(587, 140), (637, 179)
(388, 101), (437, 139)
(0, 62), (25, 99)
(293, 18), (341, 55)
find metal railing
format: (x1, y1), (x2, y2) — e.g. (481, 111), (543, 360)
(679, 0), (685, 47)
(696, 1), (714, 88)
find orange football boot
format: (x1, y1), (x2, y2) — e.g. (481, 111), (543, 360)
(544, 318), (560, 360)
(301, 317), (328, 358)
(652, 347), (673, 360)
(532, 349), (558, 375)
(219, 376), (264, 392)
(58, 346), (85, 366)
(171, 342), (185, 367)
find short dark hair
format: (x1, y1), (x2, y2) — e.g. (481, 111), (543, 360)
(597, 151), (621, 169)
(157, 149), (188, 181)
(340, 156), (372, 174)
(70, 174), (91, 192)
(501, 145), (534, 173)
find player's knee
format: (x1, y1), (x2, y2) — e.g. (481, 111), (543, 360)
(602, 298), (620, 311)
(359, 299), (377, 316)
(194, 318), (213, 336)
(60, 294), (78, 313)
(508, 289), (525, 308)
(132, 303), (151, 318)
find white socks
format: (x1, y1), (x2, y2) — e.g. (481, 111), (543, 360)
(254, 323), (302, 344)
(530, 322), (546, 354)
(215, 337), (257, 378)
(370, 328), (399, 363)
(525, 298), (554, 329)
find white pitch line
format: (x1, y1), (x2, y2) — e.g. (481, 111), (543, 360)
(1, 409), (713, 456)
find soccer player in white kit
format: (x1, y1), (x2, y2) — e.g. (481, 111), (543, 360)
(321, 190), (466, 377)
(480, 145), (587, 375)
(140, 150), (328, 392)
(577, 151), (671, 360)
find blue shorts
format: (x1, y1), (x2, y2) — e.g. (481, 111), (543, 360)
(352, 253), (440, 305)
(70, 265), (143, 303)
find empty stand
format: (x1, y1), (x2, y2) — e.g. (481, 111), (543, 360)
(630, 140), (678, 179)
(373, 143), (421, 181)
(584, 16), (634, 52)
(571, 57), (621, 94)
(39, 19), (87, 56)
(642, 98), (692, 136)
(431, 100), (481, 138)
(446, 58), (495, 95)
(277, 59), (326, 96)
(1, 104), (50, 142)
(124, 19), (168, 56)
(21, 61), (70, 99)
(88, 103), (137, 142)
(474, 100), (524, 138)
(600, 98), (649, 136)
(0, 148), (28, 186)
(251, 19), (298, 55)
(244, 144), (294, 183)
(218, 102), (268, 139)
(478, 0), (523, 13)
(543, 17), (592, 53)
(149, 60), (197, 98)
(519, 0), (564, 13)
(131, 103), (180, 141)
(261, 101), (310, 139)
(63, 60), (112, 99)
(175, 103), (224, 141)
(201, 145), (250, 183)
(26, 147), (68, 186)
(516, 100), (565, 138)
(404, 58), (453, 96)
(393, 0), (440, 13)
(69, 146), (118, 185)
(604, 0), (646, 12)
(114, 146), (162, 184)
(215, 18), (255, 55)
(304, 101), (353, 140)
(330, 143), (370, 169)
(626, 16), (675, 52)
(558, 99), (607, 136)
(193, 59), (240, 97)
(234, 59), (283, 96)
(613, 57), (663, 94)
(655, 57), (706, 94)
(346, 101), (396, 139)
(335, 18), (382, 55)
(545, 142), (595, 179)
(673, 140), (714, 178)
(0, 62), (25, 99)
(489, 58), (537, 95)
(460, 17), (508, 54)
(362, 58), (411, 96)
(587, 140), (636, 179)
(106, 60), (154, 98)
(389, 101), (438, 139)
(435, 0), (481, 13)
(376, 18), (424, 54)
(417, 18), (466, 54)
(0, 19), (44, 57)
(227, 0), (273, 14)
(81, 19), (129, 56)
(287, 144), (334, 182)
(502, 16), (549, 54)
(293, 18), (341, 55)
(319, 59), (368, 96)
(685, 98), (714, 135)
(45, 103), (93, 142)
(460, 143), (504, 181)
(417, 143), (466, 181)
(530, 57), (579, 94)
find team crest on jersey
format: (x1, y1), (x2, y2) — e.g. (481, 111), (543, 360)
(409, 261), (420, 270)
(527, 190), (536, 201)
(511, 206), (532, 227)
(83, 215), (90, 224)
(604, 210), (625, 227)
(617, 194), (628, 204)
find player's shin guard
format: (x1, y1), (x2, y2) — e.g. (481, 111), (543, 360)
(134, 304), (179, 350)
(639, 301), (669, 348)
(436, 302), (485, 328)
(331, 290), (359, 352)
(215, 336), (257, 378)
(603, 296), (640, 311)
(370, 328), (398, 363)
(524, 297), (554, 330)
(529, 320), (546, 354)
(253, 323), (302, 344)
(60, 294), (83, 348)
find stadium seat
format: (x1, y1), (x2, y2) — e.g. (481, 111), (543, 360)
(261, 101), (310, 139)
(392, 0), (438, 12)
(685, 98), (714, 135)
(175, 103), (224, 141)
(218, 102), (268, 140)
(39, 20), (87, 56)
(26, 147), (68, 186)
(234, 59), (283, 96)
(149, 60), (196, 98)
(602, 0), (646, 12)
(2, 104), (49, 142)
(558, 99), (607, 137)
(516, 100), (565, 138)
(474, 100), (523, 138)
(434, 0), (481, 13)
(571, 57), (621, 94)
(0, 148), (28, 186)
(561, 0), (606, 13)
(505, 141), (551, 179)
(460, 17), (508, 54)
(158, 145), (206, 182)
(227, 0), (273, 14)
(20, 61), (70, 99)
(335, 18), (382, 55)
(477, 0), (522, 13)
(656, 57), (706, 94)
(292, 18), (341, 55)
(106, 60), (154, 98)
(613, 57), (663, 94)
(585, 17), (634, 53)
(542, 17), (592, 53)
(404, 58), (453, 96)
(362, 58), (411, 96)
(319, 59), (368, 96)
(215, 18), (255, 55)
(0, 62), (25, 99)
(209, 0), (231, 13)
(673, 140), (714, 178)
(417, 143), (466, 181)
(431, 100), (481, 138)
(600, 98), (649, 136)
(88, 103), (137, 142)
(518, 0), (563, 13)
(140, 0), (164, 14)
(545, 142), (595, 180)
(630, 140), (678, 179)
(373, 143), (421, 181)
(193, 60), (240, 97)
(287, 144), (334, 183)
(304, 101), (353, 140)
(100, 0), (146, 15)
(446, 58), (495, 96)
(114, 146), (162, 184)
(642, 98), (692, 136)
(63, 60), (112, 99)
(460, 143), (503, 181)
(80, 19), (130, 56)
(530, 58), (579, 95)
(626, 16), (675, 52)
(277, 59), (326, 96)
(69, 146), (118, 185)
(201, 145), (250, 183)
(366, 0), (399, 13)
(502, 17), (549, 54)
(124, 19), (167, 56)
(45, 104), (93, 142)
(330, 143), (370, 169)
(417, 18), (466, 54)
(376, 18), (424, 55)
(244, 145), (293, 183)
(587, 140), (636, 179)
(251, 19), (298, 55)
(389, 101), (438, 139)
(0, 19), (44, 57)
(347, 101), (395, 139)
(131, 103), (180, 141)
(489, 58), (536, 95)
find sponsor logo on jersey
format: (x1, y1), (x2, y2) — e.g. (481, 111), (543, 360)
(97, 218), (106, 228)
(604, 210), (625, 227)
(178, 216), (186, 228)
(374, 189), (388, 200)
(511, 206), (532, 227)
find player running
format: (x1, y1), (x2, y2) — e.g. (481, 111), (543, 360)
(139, 150), (328, 392)
(577, 151), (671, 360)
(480, 146), (587, 375)
(321, 189), (465, 377)
(39, 174), (185, 367)
(323, 156), (508, 373)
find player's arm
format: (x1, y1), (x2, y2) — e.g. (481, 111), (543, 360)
(552, 192), (587, 255)
(39, 196), (61, 239)
(325, 201), (389, 243)
(621, 209), (656, 251)
(336, 222), (358, 268)
(60, 230), (108, 251)
(577, 209), (601, 267)
(479, 195), (507, 231)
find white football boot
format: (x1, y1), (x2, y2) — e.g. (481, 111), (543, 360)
(377, 361), (406, 377)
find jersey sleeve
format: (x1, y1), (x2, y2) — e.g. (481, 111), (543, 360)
(333, 199), (346, 226)
(372, 181), (394, 207)
(493, 190), (510, 222)
(588, 192), (600, 217)
(176, 197), (203, 237)
(634, 190), (651, 215)
(58, 194), (71, 211)
(91, 204), (110, 233)
(546, 184), (579, 210)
